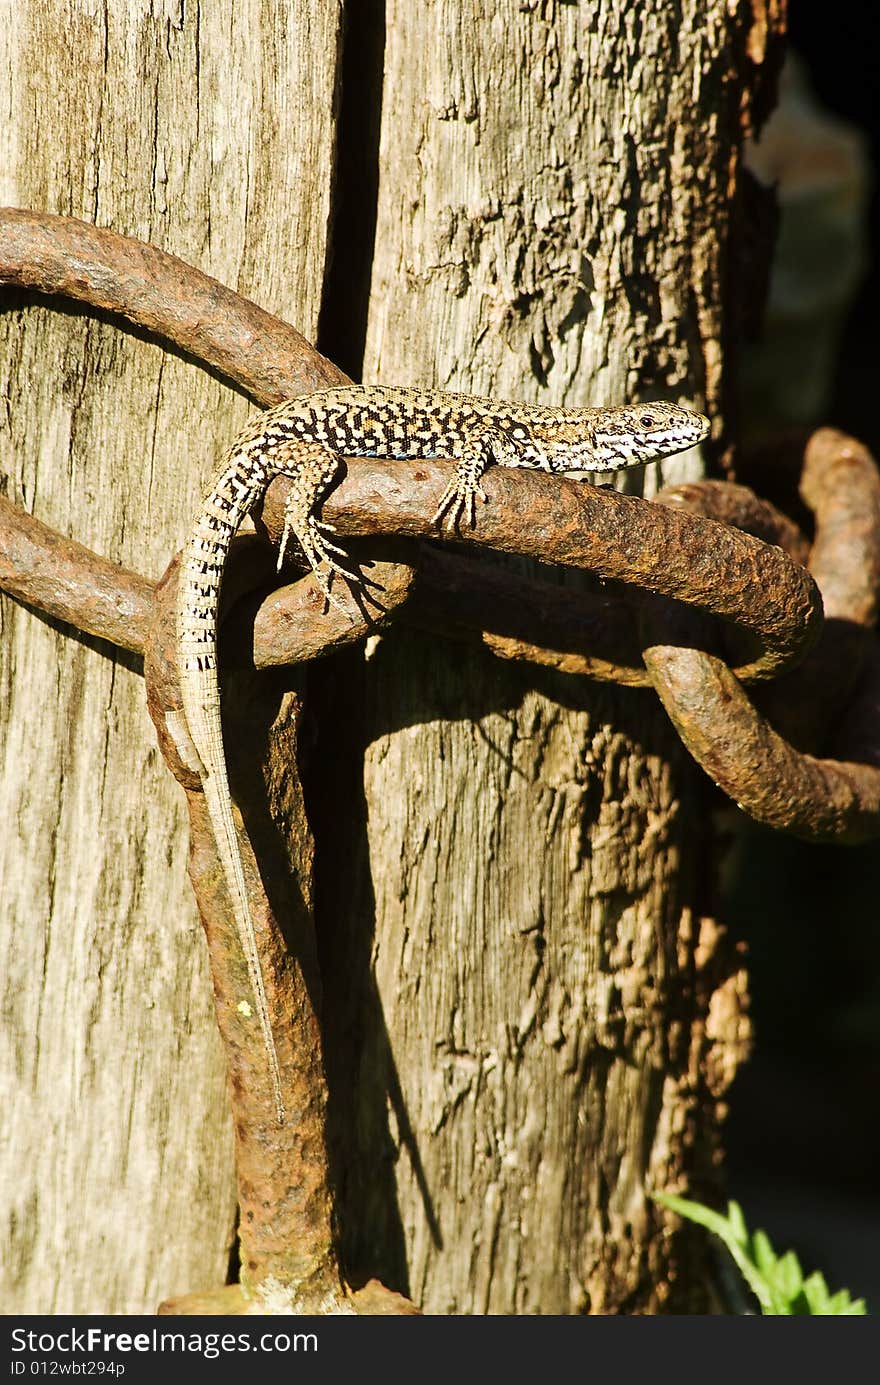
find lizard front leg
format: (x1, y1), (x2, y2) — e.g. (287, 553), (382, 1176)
(433, 426), (516, 529)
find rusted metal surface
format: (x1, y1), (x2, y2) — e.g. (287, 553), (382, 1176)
(6, 208), (880, 1314)
(0, 207), (347, 405)
(755, 428), (880, 748)
(0, 496), (417, 677)
(800, 429), (880, 627)
(0, 487), (643, 683)
(0, 491), (154, 652)
(652, 478), (816, 691)
(157, 1278), (422, 1316)
(657, 478), (811, 563)
(644, 642), (880, 844)
(0, 460), (822, 689)
(145, 563), (345, 1310)
(644, 430), (880, 841)
(0, 490), (642, 684)
(262, 455), (824, 684)
(144, 562), (419, 1314)
(244, 553), (419, 669)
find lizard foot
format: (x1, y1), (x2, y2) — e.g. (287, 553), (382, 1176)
(287, 516), (388, 617)
(433, 478), (488, 530)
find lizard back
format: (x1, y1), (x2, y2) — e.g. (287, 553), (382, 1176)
(177, 385), (709, 1124)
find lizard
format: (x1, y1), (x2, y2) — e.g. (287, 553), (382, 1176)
(176, 385), (710, 1123)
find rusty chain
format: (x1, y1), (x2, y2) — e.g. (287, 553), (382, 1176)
(3, 208), (880, 1310)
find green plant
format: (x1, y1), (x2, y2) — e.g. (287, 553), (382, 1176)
(653, 1193), (867, 1315)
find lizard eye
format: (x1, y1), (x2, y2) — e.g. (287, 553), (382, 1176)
(640, 414), (655, 428)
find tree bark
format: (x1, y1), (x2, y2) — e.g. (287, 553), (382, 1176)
(0, 0), (341, 1314)
(0, 0), (784, 1316)
(312, 0), (779, 1313)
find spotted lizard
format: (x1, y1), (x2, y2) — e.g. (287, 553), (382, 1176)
(176, 385), (710, 1122)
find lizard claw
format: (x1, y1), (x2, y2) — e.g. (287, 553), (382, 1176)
(434, 483), (472, 531)
(315, 569), (353, 618)
(277, 515), (351, 574)
(277, 517), (294, 572)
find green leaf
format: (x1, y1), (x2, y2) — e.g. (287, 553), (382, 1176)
(749, 1229), (779, 1277)
(773, 1249), (805, 1304)
(652, 1192), (777, 1314)
(811, 1279), (867, 1316)
(727, 1200), (749, 1248)
(651, 1191), (868, 1315)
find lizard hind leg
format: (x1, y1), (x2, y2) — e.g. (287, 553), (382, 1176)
(433, 426), (509, 529)
(271, 438), (359, 611)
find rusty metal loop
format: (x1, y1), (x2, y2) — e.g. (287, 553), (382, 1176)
(1, 208), (823, 694)
(644, 643), (880, 844)
(644, 429), (880, 842)
(0, 449), (822, 692)
(0, 491), (154, 652)
(0, 207), (346, 404)
(260, 456), (823, 684)
(4, 206), (880, 1302)
(753, 429), (880, 749)
(657, 478), (811, 564)
(0, 486), (643, 690)
(4, 205), (879, 851)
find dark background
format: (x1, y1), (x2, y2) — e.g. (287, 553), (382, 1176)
(723, 4), (880, 1313)
(789, 6), (880, 442)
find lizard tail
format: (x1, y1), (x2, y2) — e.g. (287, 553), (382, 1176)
(196, 710), (286, 1125)
(178, 451), (285, 1124)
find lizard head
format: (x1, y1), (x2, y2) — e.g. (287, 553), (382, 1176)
(586, 401), (711, 469)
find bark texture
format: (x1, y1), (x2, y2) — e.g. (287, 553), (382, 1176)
(312, 0), (777, 1313)
(0, 0), (784, 1317)
(0, 0), (341, 1314)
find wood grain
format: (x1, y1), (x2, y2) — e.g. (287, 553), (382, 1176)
(314, 0), (777, 1313)
(0, 0), (341, 1314)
